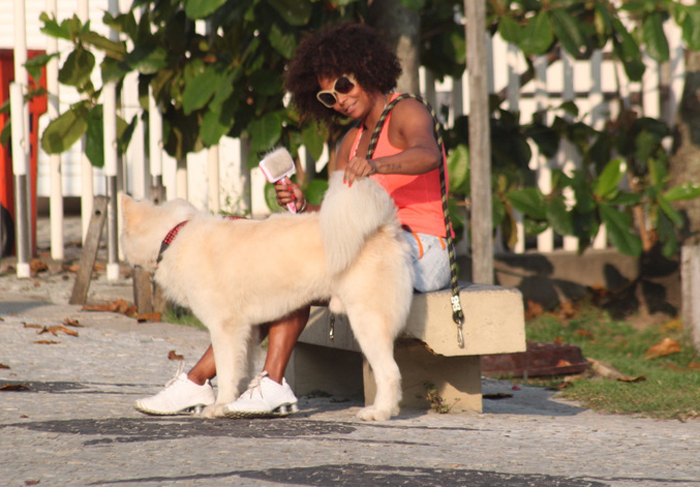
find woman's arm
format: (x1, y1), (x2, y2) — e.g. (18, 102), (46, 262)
(344, 98), (441, 185)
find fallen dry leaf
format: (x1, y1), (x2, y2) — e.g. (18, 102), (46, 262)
(555, 359), (573, 367)
(30, 259), (48, 274)
(587, 358), (624, 380)
(559, 301), (577, 319)
(525, 300), (544, 320)
(33, 340), (60, 345)
(22, 323), (43, 329)
(0, 363), (9, 369)
(618, 375), (647, 383)
(25, 480), (40, 486)
(136, 312), (162, 323)
(63, 318), (84, 327)
(662, 319), (683, 333)
(0, 383), (31, 391)
(67, 262), (104, 273)
(645, 337), (681, 360)
(39, 325), (78, 337)
(573, 329), (594, 339)
(83, 299), (136, 316)
(168, 350), (184, 360)
(689, 362), (700, 370)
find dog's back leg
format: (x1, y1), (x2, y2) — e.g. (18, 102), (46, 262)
(201, 321), (253, 418)
(346, 308), (403, 421)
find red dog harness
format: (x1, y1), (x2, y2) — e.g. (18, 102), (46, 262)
(157, 216), (244, 265)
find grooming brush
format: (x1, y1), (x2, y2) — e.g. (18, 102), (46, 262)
(259, 148), (297, 213)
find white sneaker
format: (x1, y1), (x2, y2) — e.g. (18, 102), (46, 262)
(135, 371), (215, 416)
(223, 371), (298, 418)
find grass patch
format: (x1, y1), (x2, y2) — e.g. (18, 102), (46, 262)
(161, 306), (269, 350)
(524, 302), (700, 420)
(162, 306), (207, 331)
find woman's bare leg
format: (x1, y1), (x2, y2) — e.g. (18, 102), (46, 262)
(263, 306), (310, 384)
(187, 307), (309, 385)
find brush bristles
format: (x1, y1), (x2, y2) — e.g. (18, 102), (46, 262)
(260, 148), (295, 183)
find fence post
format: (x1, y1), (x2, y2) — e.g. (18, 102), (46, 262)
(465, 0), (493, 284)
(681, 245), (700, 353)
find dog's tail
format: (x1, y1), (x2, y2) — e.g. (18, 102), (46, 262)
(320, 171), (399, 275)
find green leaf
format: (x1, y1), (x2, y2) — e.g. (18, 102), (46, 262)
(547, 194), (573, 236)
(506, 188), (547, 220)
(634, 130), (657, 165)
(300, 119), (327, 162)
(303, 179), (329, 206)
(58, 46), (95, 87)
(41, 103), (90, 154)
(550, 8), (585, 57)
(599, 204), (643, 257)
(524, 218), (549, 236)
(126, 45), (170, 75)
(493, 195), (506, 228)
(498, 16), (520, 44)
(526, 122), (559, 158)
(184, 0), (227, 19)
(24, 54), (59, 82)
(447, 144), (470, 195)
(264, 181), (281, 212)
(656, 211), (677, 258)
(39, 12), (71, 40)
(118, 114), (137, 155)
(594, 158), (625, 199)
(267, 0), (312, 26)
(268, 23), (297, 60)
(612, 18), (645, 81)
(520, 11), (553, 56)
(85, 105), (105, 168)
(664, 183), (700, 202)
(248, 110), (284, 155)
(182, 65), (228, 115)
(643, 12), (670, 63)
(200, 98), (235, 147)
(81, 31), (127, 58)
(607, 191), (643, 207)
(682, 6), (700, 51)
(657, 195), (684, 227)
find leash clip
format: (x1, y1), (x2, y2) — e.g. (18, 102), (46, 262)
(329, 313), (335, 340)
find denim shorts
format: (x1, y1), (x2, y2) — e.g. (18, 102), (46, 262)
(402, 231), (451, 293)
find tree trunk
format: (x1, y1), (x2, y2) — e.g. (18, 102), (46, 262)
(368, 0), (421, 94)
(669, 50), (700, 246)
(670, 51), (700, 353)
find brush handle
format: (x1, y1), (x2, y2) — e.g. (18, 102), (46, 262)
(282, 177), (297, 213)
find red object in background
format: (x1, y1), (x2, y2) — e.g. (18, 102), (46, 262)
(0, 49), (48, 256)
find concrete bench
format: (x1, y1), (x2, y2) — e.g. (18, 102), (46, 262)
(287, 282), (526, 412)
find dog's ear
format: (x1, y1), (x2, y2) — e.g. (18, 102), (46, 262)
(121, 194), (144, 230)
(121, 193), (134, 211)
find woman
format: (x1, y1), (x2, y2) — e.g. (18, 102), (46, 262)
(134, 22), (452, 417)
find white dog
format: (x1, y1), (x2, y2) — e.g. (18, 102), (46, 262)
(121, 171), (414, 421)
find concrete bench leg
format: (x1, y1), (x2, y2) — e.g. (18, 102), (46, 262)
(287, 343), (364, 398)
(363, 340), (483, 413)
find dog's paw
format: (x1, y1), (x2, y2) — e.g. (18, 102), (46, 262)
(357, 406), (392, 421)
(200, 404), (227, 418)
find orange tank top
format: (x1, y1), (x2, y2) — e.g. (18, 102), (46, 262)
(351, 93), (450, 237)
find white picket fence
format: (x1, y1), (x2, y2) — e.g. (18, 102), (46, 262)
(0, 0), (687, 276)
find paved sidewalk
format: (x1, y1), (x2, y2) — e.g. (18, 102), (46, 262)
(1, 231), (700, 486)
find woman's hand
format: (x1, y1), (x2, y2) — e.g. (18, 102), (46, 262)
(274, 177), (305, 212)
(344, 155), (377, 186)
